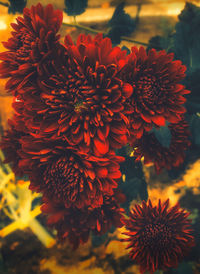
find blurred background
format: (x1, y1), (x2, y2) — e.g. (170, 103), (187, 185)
(0, 1), (200, 273)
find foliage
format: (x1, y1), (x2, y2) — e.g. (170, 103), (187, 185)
(150, 123), (171, 149)
(184, 69), (200, 113)
(64, 0), (88, 16)
(8, 0), (27, 14)
(107, 2), (140, 45)
(173, 2), (200, 73)
(147, 35), (173, 51)
(175, 3), (200, 113)
(148, 3), (200, 114)
(188, 114), (200, 147)
(121, 45), (130, 55)
(117, 147), (148, 213)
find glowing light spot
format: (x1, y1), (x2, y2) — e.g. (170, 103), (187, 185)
(0, 20), (7, 30)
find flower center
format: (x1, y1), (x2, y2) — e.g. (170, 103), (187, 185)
(16, 32), (34, 61)
(137, 75), (166, 104)
(43, 156), (83, 201)
(141, 222), (172, 248)
(74, 100), (88, 112)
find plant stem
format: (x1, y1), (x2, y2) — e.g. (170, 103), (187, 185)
(29, 219), (55, 248)
(63, 22), (101, 34)
(62, 22), (149, 46)
(0, 1), (9, 7)
(121, 36), (148, 46)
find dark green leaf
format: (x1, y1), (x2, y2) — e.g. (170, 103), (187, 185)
(8, 0), (27, 14)
(150, 122), (171, 148)
(107, 2), (140, 45)
(121, 46), (131, 55)
(147, 35), (173, 52)
(64, 0), (88, 16)
(169, 262), (194, 274)
(173, 3), (200, 72)
(184, 69), (200, 113)
(91, 233), (108, 248)
(188, 114), (200, 146)
(117, 147), (148, 213)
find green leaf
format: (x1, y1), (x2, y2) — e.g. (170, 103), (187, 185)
(147, 35), (173, 52)
(117, 147), (148, 213)
(184, 69), (200, 113)
(107, 2), (140, 45)
(64, 0), (88, 16)
(8, 0), (27, 14)
(150, 122), (171, 149)
(173, 2), (200, 72)
(188, 114), (200, 146)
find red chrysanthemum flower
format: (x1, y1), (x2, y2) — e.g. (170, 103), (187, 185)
(132, 119), (191, 173)
(120, 47), (190, 141)
(0, 3), (63, 94)
(17, 136), (124, 209)
(12, 91), (47, 136)
(41, 190), (125, 249)
(31, 33), (133, 156)
(123, 199), (195, 274)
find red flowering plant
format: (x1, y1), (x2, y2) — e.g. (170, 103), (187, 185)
(123, 199), (195, 273)
(0, 3), (63, 95)
(20, 33), (133, 156)
(41, 189), (126, 249)
(0, 2), (195, 268)
(18, 135), (124, 209)
(119, 47), (190, 142)
(133, 118), (191, 174)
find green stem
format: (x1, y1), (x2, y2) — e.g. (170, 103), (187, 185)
(63, 22), (101, 34)
(62, 22), (149, 46)
(121, 35), (148, 46)
(0, 1), (9, 7)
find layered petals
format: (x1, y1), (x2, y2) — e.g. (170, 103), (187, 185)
(42, 190), (125, 249)
(33, 33), (132, 155)
(123, 199), (195, 273)
(119, 47), (190, 143)
(18, 136), (124, 209)
(132, 119), (191, 173)
(0, 3), (63, 94)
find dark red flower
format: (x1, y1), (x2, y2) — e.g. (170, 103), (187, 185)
(120, 47), (190, 142)
(132, 119), (191, 173)
(123, 199), (195, 274)
(41, 190), (125, 249)
(0, 3), (63, 94)
(18, 136), (124, 209)
(31, 33), (133, 156)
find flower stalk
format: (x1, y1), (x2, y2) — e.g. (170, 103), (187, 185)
(62, 22), (149, 46)
(0, 151), (55, 248)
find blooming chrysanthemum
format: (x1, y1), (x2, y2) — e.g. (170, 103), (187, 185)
(17, 136), (124, 208)
(41, 190), (125, 249)
(123, 199), (195, 274)
(0, 3), (63, 94)
(31, 33), (133, 156)
(12, 90), (47, 136)
(120, 47), (190, 141)
(132, 119), (191, 173)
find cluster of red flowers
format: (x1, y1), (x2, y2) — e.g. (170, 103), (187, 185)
(0, 3), (194, 273)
